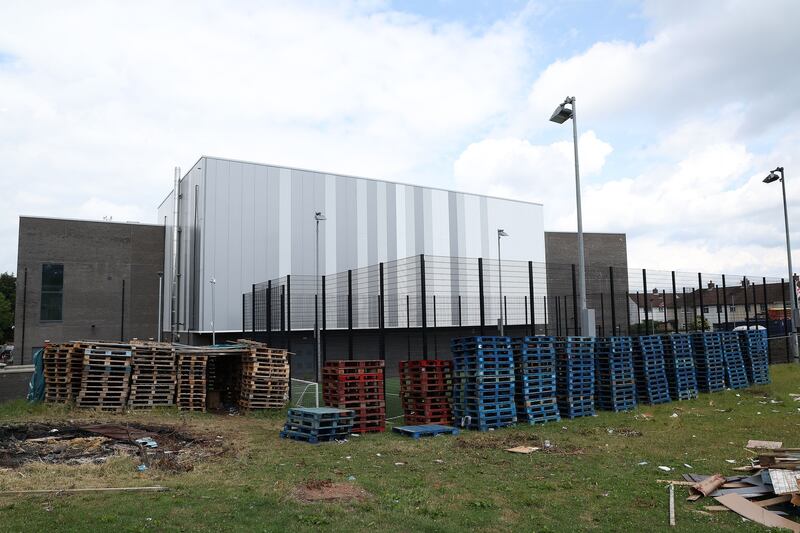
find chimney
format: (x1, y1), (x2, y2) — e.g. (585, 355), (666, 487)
(707, 281), (715, 289)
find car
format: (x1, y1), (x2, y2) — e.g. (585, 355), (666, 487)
(731, 325), (766, 331)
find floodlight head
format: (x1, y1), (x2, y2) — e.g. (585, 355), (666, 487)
(763, 172), (780, 184)
(315, 211), (326, 221)
(498, 229), (509, 237)
(549, 103), (573, 124)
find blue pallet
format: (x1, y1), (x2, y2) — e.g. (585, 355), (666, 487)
(392, 424), (460, 440)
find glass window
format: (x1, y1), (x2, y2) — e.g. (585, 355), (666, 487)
(40, 264), (63, 321)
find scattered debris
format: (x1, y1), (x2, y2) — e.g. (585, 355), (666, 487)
(669, 483), (676, 527)
(659, 466), (672, 472)
(715, 494), (800, 533)
(747, 440), (783, 450)
(506, 446), (540, 454)
(1, 486), (168, 495)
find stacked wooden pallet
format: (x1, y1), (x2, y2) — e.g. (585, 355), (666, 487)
(594, 336), (637, 412)
(556, 337), (596, 419)
(720, 331), (749, 390)
(238, 340), (289, 410)
(452, 336), (517, 431)
(323, 360), (386, 433)
(512, 336), (561, 423)
(43, 342), (72, 403)
(176, 350), (208, 411)
(75, 342), (132, 411)
(633, 335), (671, 405)
(128, 341), (176, 408)
(280, 407), (355, 444)
(692, 332), (726, 392)
(662, 333), (699, 400)
(399, 359), (452, 425)
(739, 329), (770, 385)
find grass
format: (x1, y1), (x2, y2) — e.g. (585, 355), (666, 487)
(0, 364), (798, 532)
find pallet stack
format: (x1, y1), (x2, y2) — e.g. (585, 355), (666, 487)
(239, 341), (289, 410)
(555, 337), (596, 419)
(176, 351), (208, 411)
(691, 332), (726, 392)
(128, 342), (176, 408)
(451, 336), (517, 431)
(739, 329), (771, 384)
(662, 334), (698, 400)
(512, 336), (560, 424)
(323, 360), (385, 433)
(43, 343), (72, 403)
(399, 360), (452, 425)
(633, 335), (671, 405)
(75, 342), (132, 411)
(594, 336), (637, 412)
(280, 407), (355, 444)
(720, 331), (750, 390)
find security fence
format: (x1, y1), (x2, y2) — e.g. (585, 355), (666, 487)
(242, 254), (798, 364)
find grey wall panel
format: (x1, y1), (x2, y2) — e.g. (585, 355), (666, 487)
(164, 157), (545, 332)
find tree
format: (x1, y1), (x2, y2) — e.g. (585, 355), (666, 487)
(0, 292), (11, 344)
(0, 272), (15, 309)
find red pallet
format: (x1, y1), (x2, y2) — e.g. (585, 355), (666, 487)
(399, 360), (451, 369)
(398, 359), (452, 426)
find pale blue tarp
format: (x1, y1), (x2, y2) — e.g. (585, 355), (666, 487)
(26, 348), (45, 402)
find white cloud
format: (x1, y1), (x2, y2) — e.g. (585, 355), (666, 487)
(0, 1), (533, 272)
(453, 131), (613, 228)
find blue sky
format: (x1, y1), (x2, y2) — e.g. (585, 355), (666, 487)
(0, 0), (799, 278)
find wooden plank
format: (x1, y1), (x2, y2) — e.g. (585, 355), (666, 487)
(714, 494), (800, 533)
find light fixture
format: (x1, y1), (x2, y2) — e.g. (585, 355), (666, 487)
(763, 171), (780, 184)
(549, 97), (574, 124)
(315, 211), (326, 221)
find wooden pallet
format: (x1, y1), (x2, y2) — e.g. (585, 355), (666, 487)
(127, 341), (176, 408)
(176, 351), (208, 411)
(237, 340), (289, 410)
(75, 342), (132, 411)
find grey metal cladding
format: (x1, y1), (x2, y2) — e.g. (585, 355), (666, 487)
(163, 156), (545, 332)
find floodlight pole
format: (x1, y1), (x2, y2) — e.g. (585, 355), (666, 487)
(314, 212), (326, 398)
(568, 97), (590, 336)
(210, 278), (216, 345)
(497, 230), (505, 336)
(777, 168), (799, 361)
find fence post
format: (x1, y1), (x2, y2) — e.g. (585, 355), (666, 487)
(267, 280), (272, 345)
(564, 296), (569, 336)
(251, 283), (256, 333)
(528, 261), (535, 336)
(420, 254), (428, 356)
(433, 294), (438, 360)
(671, 271), (678, 332)
(609, 266), (617, 336)
(524, 296), (529, 336)
(478, 258), (485, 335)
(241, 292), (245, 335)
(406, 294), (411, 361)
(600, 292), (605, 337)
(626, 287), (632, 336)
(743, 277), (750, 328)
(715, 285), (721, 328)
(348, 269), (353, 360)
(458, 295), (462, 328)
(555, 296), (561, 336)
(697, 273), (706, 331)
(543, 295), (549, 335)
(379, 263), (385, 362)
(322, 275), (327, 364)
(642, 269), (650, 334)
(722, 275), (729, 327)
(751, 282), (758, 327)
(691, 288), (697, 331)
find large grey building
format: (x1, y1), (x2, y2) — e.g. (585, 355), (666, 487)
(13, 217), (165, 363)
(159, 156), (547, 339)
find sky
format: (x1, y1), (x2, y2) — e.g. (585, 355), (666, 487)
(1, 0), (799, 279)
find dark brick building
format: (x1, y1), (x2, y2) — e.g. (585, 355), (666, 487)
(13, 217), (165, 364)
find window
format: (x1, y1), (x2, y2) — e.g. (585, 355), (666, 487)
(40, 263), (63, 321)
(702, 306), (709, 314)
(729, 305), (736, 312)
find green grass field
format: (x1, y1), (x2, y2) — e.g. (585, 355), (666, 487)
(1, 364), (798, 532)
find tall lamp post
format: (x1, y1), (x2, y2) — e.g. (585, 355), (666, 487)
(209, 277), (216, 345)
(497, 229), (508, 336)
(314, 212), (327, 393)
(763, 166), (799, 362)
(550, 96), (595, 336)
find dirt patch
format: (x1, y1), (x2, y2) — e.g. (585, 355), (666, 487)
(293, 479), (370, 504)
(0, 422), (225, 471)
